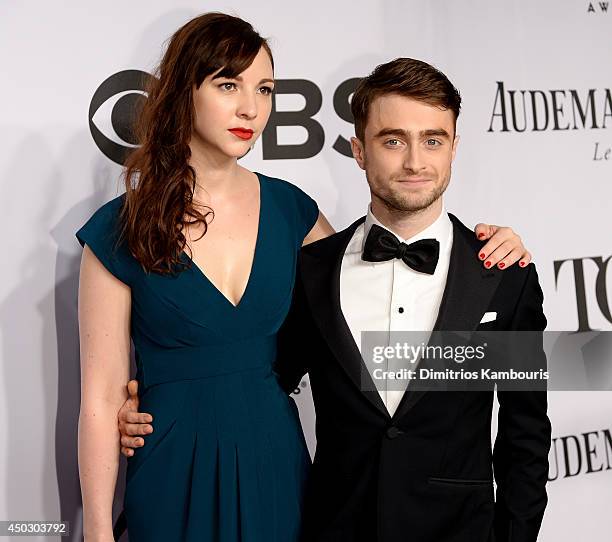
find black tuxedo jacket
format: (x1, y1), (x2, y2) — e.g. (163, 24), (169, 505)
(275, 213), (551, 542)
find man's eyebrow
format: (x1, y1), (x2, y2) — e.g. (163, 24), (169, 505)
(374, 128), (408, 138)
(420, 128), (451, 138)
(373, 128), (452, 139)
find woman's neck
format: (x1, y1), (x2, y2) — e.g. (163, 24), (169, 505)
(188, 140), (243, 204)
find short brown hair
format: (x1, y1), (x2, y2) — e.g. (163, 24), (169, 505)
(351, 57), (461, 141)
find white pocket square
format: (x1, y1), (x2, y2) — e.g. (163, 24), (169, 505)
(480, 312), (497, 324)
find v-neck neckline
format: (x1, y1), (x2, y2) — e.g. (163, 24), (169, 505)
(180, 172), (264, 310)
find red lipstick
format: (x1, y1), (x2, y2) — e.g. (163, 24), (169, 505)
(228, 128), (254, 140)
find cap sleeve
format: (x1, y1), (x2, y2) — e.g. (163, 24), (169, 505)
(75, 196), (133, 286)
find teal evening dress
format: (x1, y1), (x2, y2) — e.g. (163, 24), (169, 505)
(76, 173), (317, 541)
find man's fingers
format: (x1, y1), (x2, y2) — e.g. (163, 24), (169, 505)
(127, 379), (139, 398)
(122, 411), (153, 424)
(123, 422), (154, 436)
(121, 447), (134, 457)
(121, 435), (144, 449)
(118, 400), (146, 423)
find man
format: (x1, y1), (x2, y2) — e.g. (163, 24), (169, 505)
(118, 58), (550, 541)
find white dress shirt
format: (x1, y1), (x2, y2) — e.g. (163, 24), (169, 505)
(339, 205), (454, 416)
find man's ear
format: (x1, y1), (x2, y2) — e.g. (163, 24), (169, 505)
(451, 134), (460, 162)
(350, 136), (366, 170)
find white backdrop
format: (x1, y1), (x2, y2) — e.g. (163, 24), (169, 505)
(1, 1), (611, 540)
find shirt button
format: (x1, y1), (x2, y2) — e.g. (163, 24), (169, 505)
(398, 307), (404, 314)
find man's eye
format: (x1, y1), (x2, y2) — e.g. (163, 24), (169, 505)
(426, 139), (440, 146)
(386, 139), (400, 146)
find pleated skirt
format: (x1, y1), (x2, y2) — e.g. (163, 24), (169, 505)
(123, 367), (311, 541)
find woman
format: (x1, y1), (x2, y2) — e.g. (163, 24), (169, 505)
(76, 12), (530, 542)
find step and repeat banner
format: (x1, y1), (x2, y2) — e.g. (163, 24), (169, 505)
(1, 1), (610, 540)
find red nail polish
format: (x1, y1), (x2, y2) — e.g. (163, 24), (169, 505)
(477, 233), (485, 239)
(519, 261), (526, 267)
(498, 262), (505, 269)
(485, 261), (491, 268)
(479, 253), (485, 260)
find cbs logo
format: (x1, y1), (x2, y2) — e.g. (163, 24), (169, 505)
(89, 70), (361, 165)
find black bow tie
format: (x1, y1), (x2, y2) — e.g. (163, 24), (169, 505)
(361, 224), (439, 275)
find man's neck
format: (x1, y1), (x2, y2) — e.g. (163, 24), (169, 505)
(369, 197), (443, 241)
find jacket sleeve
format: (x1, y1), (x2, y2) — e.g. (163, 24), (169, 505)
(274, 263), (313, 394)
(493, 264), (552, 542)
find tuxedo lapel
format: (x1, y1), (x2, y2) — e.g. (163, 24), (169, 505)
(300, 216), (390, 418)
(391, 213), (503, 421)
(433, 214), (504, 332)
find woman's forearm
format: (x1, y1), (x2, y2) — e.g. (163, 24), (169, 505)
(77, 245), (132, 541)
(78, 399), (122, 540)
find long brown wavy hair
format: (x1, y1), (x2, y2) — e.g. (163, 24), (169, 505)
(118, 13), (273, 274)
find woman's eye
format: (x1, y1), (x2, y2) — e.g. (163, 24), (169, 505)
(219, 82), (236, 91)
(259, 86), (274, 95)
